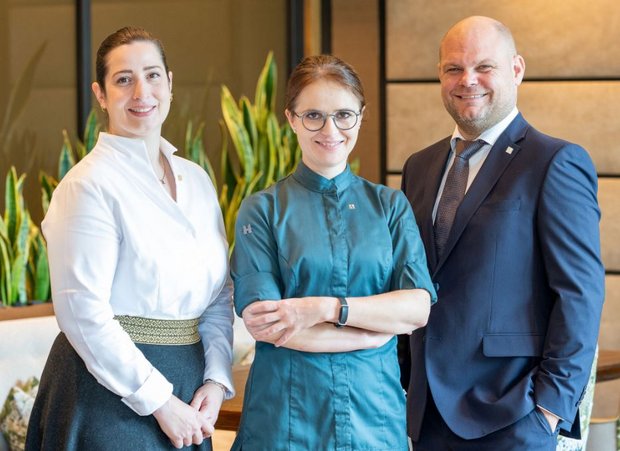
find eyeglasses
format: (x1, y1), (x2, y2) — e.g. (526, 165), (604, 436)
(292, 109), (361, 132)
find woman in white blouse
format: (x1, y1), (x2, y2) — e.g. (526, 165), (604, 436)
(26, 27), (233, 450)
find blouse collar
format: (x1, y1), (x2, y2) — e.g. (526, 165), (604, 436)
(292, 161), (354, 193)
(97, 132), (177, 164)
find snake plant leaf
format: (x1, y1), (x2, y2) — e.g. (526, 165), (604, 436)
(0, 216), (7, 241)
(189, 121), (217, 187)
(219, 184), (230, 213)
(255, 135), (269, 189)
(9, 206), (31, 305)
(218, 119), (238, 203)
(221, 86), (255, 183)
(14, 209), (31, 267)
(9, 252), (27, 304)
(4, 167), (23, 246)
(200, 151), (217, 189)
(39, 171), (58, 216)
(224, 181), (246, 245)
(254, 51), (276, 118)
(240, 96), (258, 152)
(76, 141), (86, 162)
(83, 109), (100, 153)
(0, 42), (47, 154)
(0, 229), (10, 304)
(58, 130), (76, 179)
(185, 120), (195, 160)
(32, 233), (50, 301)
(265, 113), (279, 185)
(244, 170), (264, 198)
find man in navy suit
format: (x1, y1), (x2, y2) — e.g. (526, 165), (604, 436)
(401, 16), (605, 450)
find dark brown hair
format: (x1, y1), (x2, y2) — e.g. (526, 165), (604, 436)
(95, 26), (170, 93)
(285, 55), (366, 112)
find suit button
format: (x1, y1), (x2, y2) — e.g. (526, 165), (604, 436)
(433, 282), (440, 292)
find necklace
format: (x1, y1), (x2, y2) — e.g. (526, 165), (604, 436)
(158, 153), (166, 185)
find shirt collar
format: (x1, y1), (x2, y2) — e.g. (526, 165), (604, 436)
(450, 107), (519, 150)
(97, 132), (178, 163)
(292, 161), (355, 193)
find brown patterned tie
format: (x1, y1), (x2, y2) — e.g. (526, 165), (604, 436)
(434, 139), (486, 259)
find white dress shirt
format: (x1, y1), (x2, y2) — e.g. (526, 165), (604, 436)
(43, 132), (234, 416)
(432, 108), (520, 222)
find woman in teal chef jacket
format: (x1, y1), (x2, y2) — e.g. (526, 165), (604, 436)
(230, 55), (436, 451)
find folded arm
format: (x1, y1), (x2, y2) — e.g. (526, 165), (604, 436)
(242, 288), (430, 349)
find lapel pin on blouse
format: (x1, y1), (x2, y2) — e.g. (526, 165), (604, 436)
(242, 224), (253, 235)
(505, 146), (514, 155)
(348, 203), (356, 210)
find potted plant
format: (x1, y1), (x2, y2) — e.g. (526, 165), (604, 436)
(0, 167), (51, 319)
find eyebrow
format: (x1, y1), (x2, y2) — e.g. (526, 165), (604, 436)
(110, 65), (164, 77)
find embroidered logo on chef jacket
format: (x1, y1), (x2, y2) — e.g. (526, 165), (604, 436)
(242, 224), (253, 235)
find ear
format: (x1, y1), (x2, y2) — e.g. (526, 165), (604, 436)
(168, 71), (173, 91)
(285, 109), (296, 131)
(513, 54), (526, 86)
(92, 82), (106, 110)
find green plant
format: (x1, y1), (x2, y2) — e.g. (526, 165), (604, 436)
(0, 167), (49, 306)
(40, 109), (101, 215)
(214, 51), (301, 246)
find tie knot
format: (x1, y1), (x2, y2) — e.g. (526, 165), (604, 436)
(455, 139), (485, 161)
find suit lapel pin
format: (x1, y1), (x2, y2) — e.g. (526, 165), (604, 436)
(505, 146), (514, 155)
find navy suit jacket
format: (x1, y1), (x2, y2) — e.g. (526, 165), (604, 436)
(401, 114), (605, 440)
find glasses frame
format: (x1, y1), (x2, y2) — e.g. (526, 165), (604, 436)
(292, 109), (362, 132)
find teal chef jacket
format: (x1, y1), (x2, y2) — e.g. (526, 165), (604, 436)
(231, 162), (436, 451)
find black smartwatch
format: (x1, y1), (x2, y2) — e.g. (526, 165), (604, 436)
(335, 297), (349, 328)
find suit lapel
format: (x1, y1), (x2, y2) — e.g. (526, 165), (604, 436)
(434, 114), (529, 273)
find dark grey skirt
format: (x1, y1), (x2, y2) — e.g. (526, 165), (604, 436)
(25, 332), (212, 451)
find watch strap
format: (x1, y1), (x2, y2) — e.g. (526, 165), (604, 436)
(335, 297), (349, 328)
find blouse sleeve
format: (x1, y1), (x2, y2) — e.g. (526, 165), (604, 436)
(43, 178), (173, 416)
(198, 177), (234, 397)
(389, 191), (437, 303)
(231, 193), (283, 316)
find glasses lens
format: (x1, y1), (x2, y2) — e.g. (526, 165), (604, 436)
(333, 110), (358, 130)
(298, 110), (359, 131)
(301, 111), (325, 131)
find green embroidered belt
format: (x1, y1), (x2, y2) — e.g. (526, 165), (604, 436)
(114, 315), (200, 345)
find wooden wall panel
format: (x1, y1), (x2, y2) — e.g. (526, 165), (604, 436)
(386, 83), (451, 171)
(519, 82), (620, 175)
(387, 82), (620, 175)
(600, 275), (620, 348)
(332, 0), (380, 183)
(599, 178), (620, 271)
(386, 0), (620, 80)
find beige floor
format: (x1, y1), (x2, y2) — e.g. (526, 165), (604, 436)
(212, 430), (236, 450)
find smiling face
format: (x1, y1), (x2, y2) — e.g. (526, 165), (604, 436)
(286, 79), (363, 179)
(92, 41), (172, 141)
(438, 17), (525, 139)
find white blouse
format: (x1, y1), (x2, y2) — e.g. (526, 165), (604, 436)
(43, 132), (234, 416)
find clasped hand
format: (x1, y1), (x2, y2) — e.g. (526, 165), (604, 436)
(243, 297), (328, 347)
(153, 382), (225, 449)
